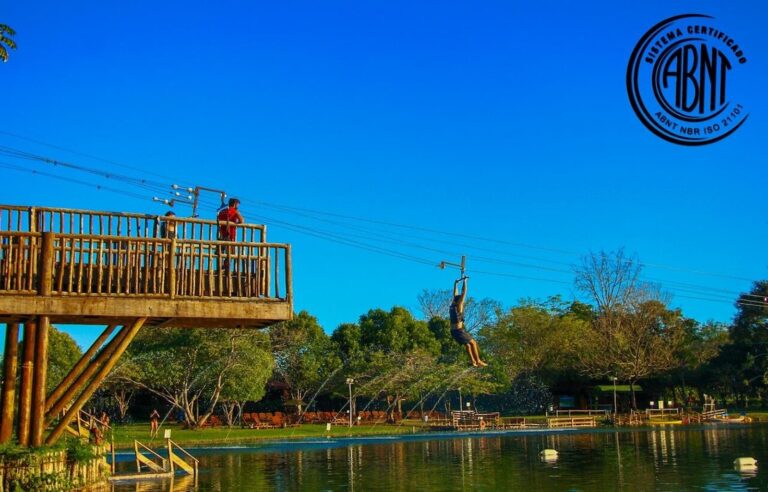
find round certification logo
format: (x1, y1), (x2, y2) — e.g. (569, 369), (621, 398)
(627, 14), (749, 145)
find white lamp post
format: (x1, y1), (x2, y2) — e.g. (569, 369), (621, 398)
(346, 378), (354, 428)
(612, 376), (618, 418)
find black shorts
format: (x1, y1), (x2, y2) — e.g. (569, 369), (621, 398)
(451, 328), (473, 345)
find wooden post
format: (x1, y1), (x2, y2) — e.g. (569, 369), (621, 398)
(46, 318), (146, 445)
(285, 245), (293, 305)
(0, 322), (20, 443)
(39, 232), (54, 296)
(167, 438), (175, 474)
(168, 237), (177, 299)
(17, 321), (37, 446)
(45, 324), (130, 425)
(30, 315), (50, 446)
(134, 440), (141, 472)
(45, 324), (117, 415)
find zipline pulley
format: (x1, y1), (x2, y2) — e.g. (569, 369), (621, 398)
(438, 255), (466, 278)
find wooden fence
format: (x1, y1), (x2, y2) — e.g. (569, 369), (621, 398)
(0, 231), (291, 301)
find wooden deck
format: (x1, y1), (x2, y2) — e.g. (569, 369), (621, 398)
(0, 205), (292, 329)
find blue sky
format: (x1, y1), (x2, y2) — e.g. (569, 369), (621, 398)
(2, 1), (767, 349)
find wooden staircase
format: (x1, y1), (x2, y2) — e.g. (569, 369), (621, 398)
(109, 438), (198, 482)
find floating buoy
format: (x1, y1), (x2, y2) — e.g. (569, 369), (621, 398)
(540, 449), (559, 461)
(734, 457), (758, 469)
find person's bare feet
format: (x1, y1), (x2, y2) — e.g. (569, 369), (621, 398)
(477, 360), (488, 367)
(471, 362), (479, 367)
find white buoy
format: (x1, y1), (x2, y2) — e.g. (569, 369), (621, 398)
(734, 457), (757, 468)
(540, 449), (559, 461)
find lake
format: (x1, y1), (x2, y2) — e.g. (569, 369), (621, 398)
(110, 424), (768, 491)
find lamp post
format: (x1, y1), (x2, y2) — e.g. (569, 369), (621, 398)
(346, 378), (354, 428)
(612, 376), (618, 419)
(458, 387), (462, 413)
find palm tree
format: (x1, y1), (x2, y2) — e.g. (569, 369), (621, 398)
(0, 24), (17, 63)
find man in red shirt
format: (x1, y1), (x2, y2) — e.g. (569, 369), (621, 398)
(217, 198), (244, 240)
(217, 198), (244, 272)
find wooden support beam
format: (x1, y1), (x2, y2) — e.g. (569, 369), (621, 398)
(17, 321), (37, 446)
(46, 317), (146, 445)
(45, 324), (117, 415)
(0, 323), (20, 443)
(45, 324), (130, 425)
(0, 295), (292, 328)
(30, 316), (50, 447)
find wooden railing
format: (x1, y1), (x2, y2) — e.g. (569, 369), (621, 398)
(547, 416), (598, 428)
(554, 409), (609, 417)
(167, 439), (199, 476)
(646, 408), (681, 417)
(1, 231), (291, 301)
(0, 205), (266, 243)
(0, 232), (38, 293)
(134, 440), (167, 473)
(701, 409), (728, 420)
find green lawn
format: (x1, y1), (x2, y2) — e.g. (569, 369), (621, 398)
(108, 421), (431, 449)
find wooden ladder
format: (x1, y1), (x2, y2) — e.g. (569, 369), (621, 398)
(167, 439), (199, 476)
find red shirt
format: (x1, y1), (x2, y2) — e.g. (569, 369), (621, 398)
(217, 206), (242, 240)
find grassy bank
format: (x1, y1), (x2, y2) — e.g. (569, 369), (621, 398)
(107, 422), (435, 449)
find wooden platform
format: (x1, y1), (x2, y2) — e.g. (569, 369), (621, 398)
(0, 204), (293, 329)
(0, 204), (294, 448)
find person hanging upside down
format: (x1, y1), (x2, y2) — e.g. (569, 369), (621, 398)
(450, 276), (487, 367)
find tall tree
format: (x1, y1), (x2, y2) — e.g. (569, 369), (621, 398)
(269, 311), (341, 415)
(574, 250), (686, 408)
(0, 24), (16, 63)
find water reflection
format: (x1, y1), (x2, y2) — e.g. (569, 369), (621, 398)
(111, 425), (768, 491)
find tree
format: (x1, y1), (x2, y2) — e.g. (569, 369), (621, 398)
(47, 325), (83, 391)
(117, 328), (273, 428)
(664, 320), (728, 405)
(574, 249), (642, 313)
(482, 297), (587, 387)
(359, 307), (440, 356)
(269, 311), (341, 415)
(710, 281), (768, 406)
(574, 250), (686, 408)
(0, 24), (16, 63)
(331, 307), (447, 420)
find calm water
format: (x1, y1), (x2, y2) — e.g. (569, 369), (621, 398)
(110, 425), (768, 491)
